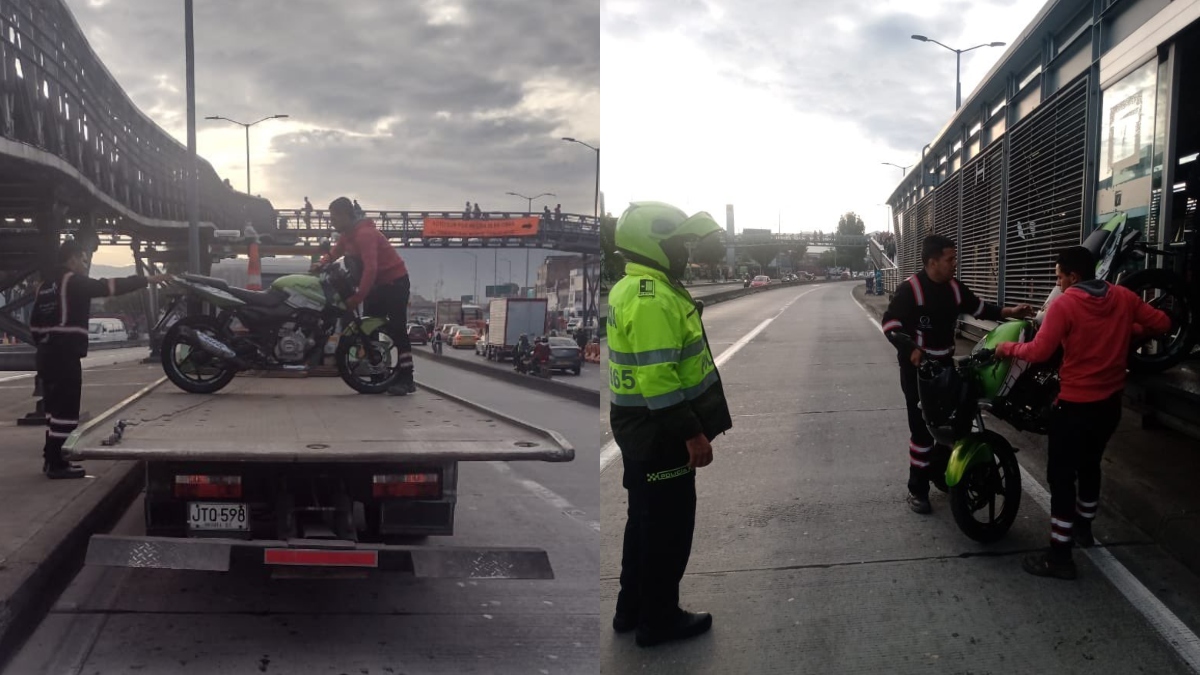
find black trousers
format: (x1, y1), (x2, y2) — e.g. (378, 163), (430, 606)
(898, 360), (950, 496)
(616, 445), (696, 627)
(37, 347), (82, 466)
(1046, 392), (1122, 556)
(364, 275), (413, 383)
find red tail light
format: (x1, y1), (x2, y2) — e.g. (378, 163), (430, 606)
(372, 472), (440, 499)
(174, 475), (242, 499)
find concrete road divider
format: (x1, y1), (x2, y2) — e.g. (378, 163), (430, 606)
(413, 349), (599, 407)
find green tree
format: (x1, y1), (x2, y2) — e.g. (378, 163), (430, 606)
(835, 211), (868, 272)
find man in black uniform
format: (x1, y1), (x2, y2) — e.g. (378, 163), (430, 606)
(881, 234), (1033, 513)
(30, 241), (171, 479)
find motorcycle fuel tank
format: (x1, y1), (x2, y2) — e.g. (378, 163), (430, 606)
(973, 320), (1034, 400)
(271, 274), (328, 311)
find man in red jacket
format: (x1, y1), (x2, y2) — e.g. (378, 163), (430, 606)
(319, 197), (415, 395)
(995, 246), (1171, 579)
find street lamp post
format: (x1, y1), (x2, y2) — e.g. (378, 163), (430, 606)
(881, 162), (911, 177)
(204, 113), (289, 193)
(911, 35), (1006, 110)
(562, 137), (599, 326)
(184, 0), (199, 274)
(505, 191), (556, 214)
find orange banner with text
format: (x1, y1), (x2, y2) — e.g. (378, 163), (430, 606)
(422, 217), (540, 238)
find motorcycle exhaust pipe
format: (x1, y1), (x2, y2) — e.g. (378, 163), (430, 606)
(179, 326), (238, 360)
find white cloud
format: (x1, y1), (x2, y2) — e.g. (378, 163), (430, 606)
(601, 0), (1047, 234)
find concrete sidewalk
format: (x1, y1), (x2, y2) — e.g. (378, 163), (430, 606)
(852, 283), (1200, 578)
(0, 361), (161, 667)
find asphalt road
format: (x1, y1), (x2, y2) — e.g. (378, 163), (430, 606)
(8, 357), (599, 674)
(600, 281), (1200, 673)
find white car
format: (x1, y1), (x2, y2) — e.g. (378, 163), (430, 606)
(88, 318), (128, 343)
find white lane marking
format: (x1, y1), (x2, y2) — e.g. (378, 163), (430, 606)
(1018, 466), (1200, 671)
(852, 291), (886, 335)
(601, 286), (824, 473)
(489, 461), (599, 533)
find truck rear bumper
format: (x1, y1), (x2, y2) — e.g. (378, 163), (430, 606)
(86, 534), (555, 579)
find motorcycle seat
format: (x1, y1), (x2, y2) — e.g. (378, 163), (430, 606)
(180, 273), (231, 290)
(227, 286), (286, 307)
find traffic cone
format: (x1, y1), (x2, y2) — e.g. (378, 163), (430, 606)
(246, 239), (262, 291)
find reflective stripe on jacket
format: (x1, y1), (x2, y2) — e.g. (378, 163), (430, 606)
(607, 262), (732, 460)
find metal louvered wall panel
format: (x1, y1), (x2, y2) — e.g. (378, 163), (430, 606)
(958, 142), (1004, 302)
(933, 173), (960, 241)
(1003, 76), (1088, 306)
(899, 203), (922, 279)
(904, 194), (935, 278)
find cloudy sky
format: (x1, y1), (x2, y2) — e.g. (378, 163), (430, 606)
(69, 0), (598, 278)
(602, 0), (1047, 237)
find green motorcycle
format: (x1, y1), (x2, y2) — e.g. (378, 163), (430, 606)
(153, 261), (401, 395)
(917, 321), (1060, 543)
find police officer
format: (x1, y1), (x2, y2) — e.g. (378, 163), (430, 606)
(881, 234), (1033, 513)
(608, 202), (732, 648)
(30, 240), (170, 479)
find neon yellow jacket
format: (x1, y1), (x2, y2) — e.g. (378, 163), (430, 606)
(607, 262), (732, 460)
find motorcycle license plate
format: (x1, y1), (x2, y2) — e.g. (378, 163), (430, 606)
(187, 502), (249, 531)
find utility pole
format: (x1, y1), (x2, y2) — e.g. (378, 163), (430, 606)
(184, 0), (200, 274)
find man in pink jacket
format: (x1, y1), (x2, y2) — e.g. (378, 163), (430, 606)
(995, 246), (1171, 580)
(319, 197), (415, 396)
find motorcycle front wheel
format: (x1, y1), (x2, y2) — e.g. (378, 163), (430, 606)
(160, 315), (238, 394)
(949, 433), (1022, 543)
(1121, 268), (1197, 374)
(336, 324), (402, 394)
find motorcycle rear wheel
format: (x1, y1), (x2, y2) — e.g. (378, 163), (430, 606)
(949, 433), (1022, 543)
(160, 316), (238, 394)
(336, 324), (402, 394)
(1120, 268), (1197, 374)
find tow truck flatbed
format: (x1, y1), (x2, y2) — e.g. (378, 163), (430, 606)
(66, 376), (573, 463)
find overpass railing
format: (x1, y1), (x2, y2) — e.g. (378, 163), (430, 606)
(868, 235), (899, 293)
(269, 209), (600, 251)
(0, 0), (275, 231)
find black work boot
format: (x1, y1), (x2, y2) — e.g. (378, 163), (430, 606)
(386, 377), (415, 396)
(1074, 519), (1095, 548)
(1022, 549), (1078, 580)
(44, 460), (86, 480)
(612, 611), (638, 634)
(635, 610), (713, 648)
(907, 492), (932, 514)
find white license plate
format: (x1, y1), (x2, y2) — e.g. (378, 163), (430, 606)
(187, 502), (249, 531)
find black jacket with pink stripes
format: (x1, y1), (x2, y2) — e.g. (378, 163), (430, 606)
(30, 267), (148, 358)
(880, 270), (1003, 362)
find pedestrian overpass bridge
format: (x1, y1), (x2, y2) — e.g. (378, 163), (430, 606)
(0, 0), (598, 355)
